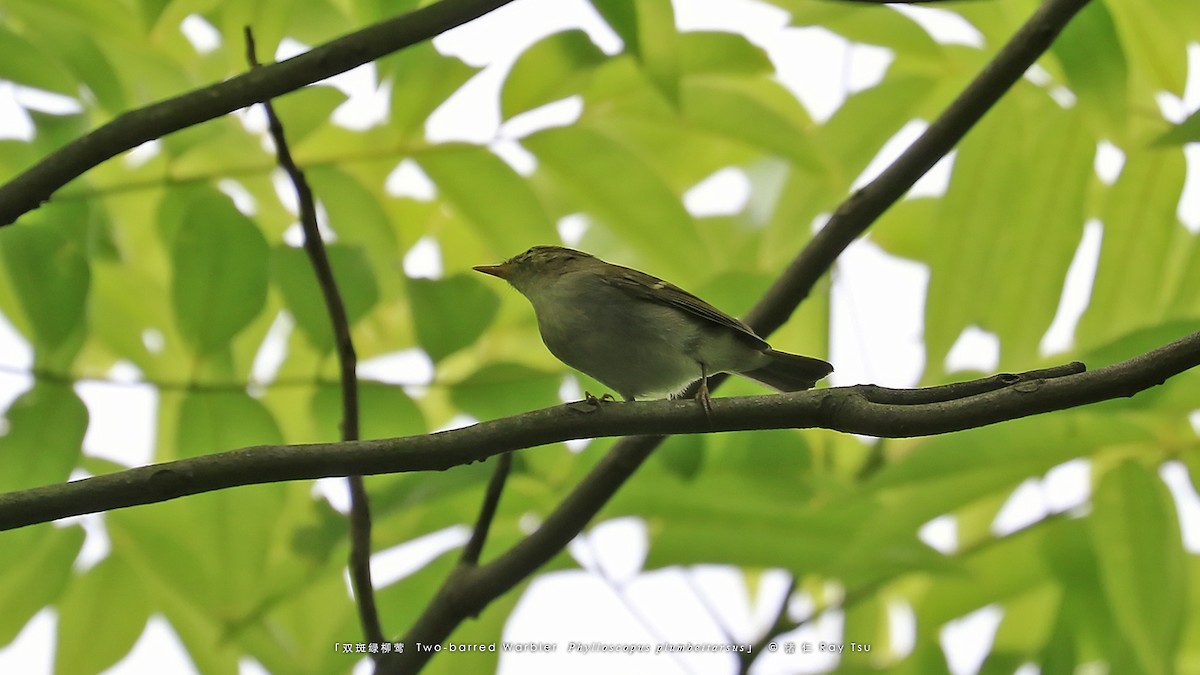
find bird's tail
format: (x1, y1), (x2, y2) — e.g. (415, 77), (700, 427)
(740, 349), (833, 392)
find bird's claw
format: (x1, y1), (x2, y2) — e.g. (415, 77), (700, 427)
(570, 391), (615, 413)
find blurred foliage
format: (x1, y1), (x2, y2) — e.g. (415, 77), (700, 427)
(0, 0), (1198, 673)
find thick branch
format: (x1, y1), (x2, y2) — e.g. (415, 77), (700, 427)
(1, 331), (1195, 533)
(0, 0), (517, 227)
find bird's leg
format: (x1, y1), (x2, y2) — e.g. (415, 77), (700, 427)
(696, 363), (713, 418)
(571, 391), (615, 414)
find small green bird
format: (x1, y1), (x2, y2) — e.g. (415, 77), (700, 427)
(474, 246), (832, 410)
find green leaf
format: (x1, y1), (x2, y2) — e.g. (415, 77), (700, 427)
(311, 381), (425, 440)
(0, 525), (83, 646)
(591, 0), (680, 104)
(1051, 0), (1129, 137)
(1089, 461), (1186, 675)
(270, 244), (380, 353)
(271, 85), (349, 145)
(407, 273), (500, 363)
(782, 1), (941, 58)
(679, 31), (773, 76)
(502, 30), (607, 120)
(170, 191), (269, 355)
(924, 97), (1092, 371)
(1154, 108), (1200, 146)
(417, 143), (557, 255)
(523, 125), (702, 276)
(380, 42), (478, 140)
(0, 25), (79, 94)
(0, 383), (87, 492)
(55, 556), (150, 675)
(449, 362), (561, 420)
(681, 75), (822, 172)
(0, 205), (91, 358)
(176, 391), (283, 459)
(1076, 149), (1188, 350)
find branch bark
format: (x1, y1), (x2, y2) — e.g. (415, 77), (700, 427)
(0, 0), (517, 227)
(1, 332), (1195, 534)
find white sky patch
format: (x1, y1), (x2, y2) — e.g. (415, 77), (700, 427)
(141, 328), (165, 355)
(556, 214), (589, 246)
(384, 159), (437, 200)
(358, 348), (435, 387)
(180, 14), (221, 54)
(313, 477), (351, 513)
(249, 311), (293, 388)
(0, 82), (34, 141)
(578, 517), (648, 584)
(891, 4), (984, 47)
(1180, 144), (1200, 234)
(888, 600), (917, 658)
(502, 95), (583, 140)
(275, 38), (387, 130)
(124, 139), (162, 169)
(75, 366), (157, 467)
(0, 610), (54, 674)
(945, 325), (1000, 373)
(1043, 458), (1091, 513)
(1049, 85), (1077, 109)
(13, 85), (81, 115)
(919, 514), (957, 554)
(217, 178), (257, 215)
(1093, 140), (1125, 185)
(940, 605), (1003, 675)
(1161, 462), (1200, 553)
(403, 236), (443, 279)
(992, 479), (1049, 536)
(55, 497), (111, 572)
(364, 525), (471, 588)
(831, 239), (928, 388)
(1041, 219), (1102, 356)
(852, 120), (953, 196)
(683, 167), (752, 217)
(106, 616), (199, 675)
(489, 138), (538, 175)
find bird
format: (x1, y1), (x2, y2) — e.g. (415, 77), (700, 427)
(473, 246), (832, 411)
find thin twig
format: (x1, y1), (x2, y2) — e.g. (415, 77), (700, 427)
(245, 27), (382, 647)
(739, 575), (797, 675)
(382, 0), (1098, 671)
(460, 452), (513, 566)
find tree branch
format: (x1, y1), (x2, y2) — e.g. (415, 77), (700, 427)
(0, 0), (518, 227)
(383, 0), (1096, 670)
(460, 453), (514, 566)
(245, 27), (384, 647)
(1, 332), (1195, 534)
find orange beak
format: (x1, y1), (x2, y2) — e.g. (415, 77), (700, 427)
(473, 263), (512, 279)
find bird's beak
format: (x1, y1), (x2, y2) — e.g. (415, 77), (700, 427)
(473, 263), (512, 279)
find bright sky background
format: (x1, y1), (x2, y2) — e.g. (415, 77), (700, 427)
(0, 0), (1199, 673)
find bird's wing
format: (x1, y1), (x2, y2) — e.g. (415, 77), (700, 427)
(599, 265), (769, 350)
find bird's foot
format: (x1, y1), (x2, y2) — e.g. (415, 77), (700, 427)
(570, 391), (615, 414)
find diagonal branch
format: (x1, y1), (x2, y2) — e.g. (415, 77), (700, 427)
(0, 0), (518, 227)
(246, 27), (382, 647)
(383, 0), (1097, 670)
(1, 331), (1195, 533)
(460, 453), (514, 566)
